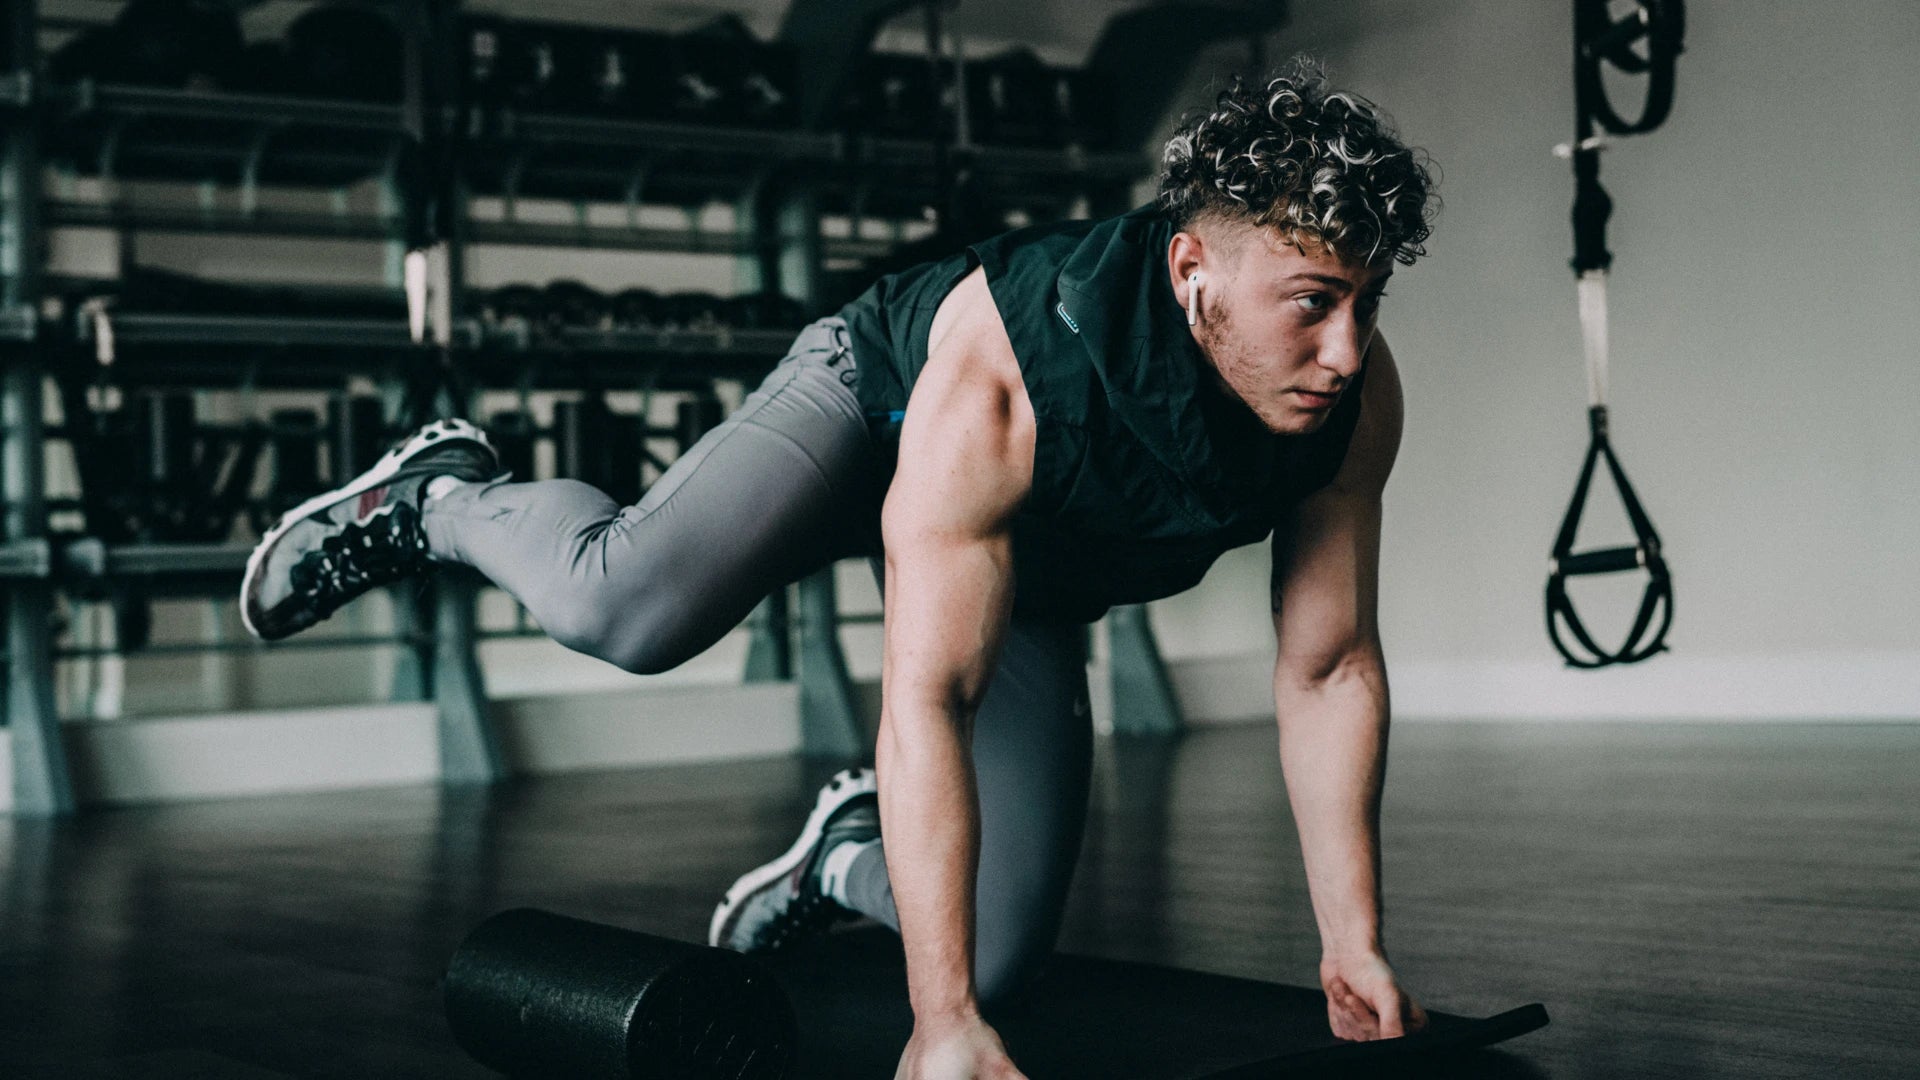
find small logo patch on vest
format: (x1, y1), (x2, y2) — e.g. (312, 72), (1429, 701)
(1054, 301), (1080, 334)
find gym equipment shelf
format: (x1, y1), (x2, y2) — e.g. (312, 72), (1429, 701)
(44, 82), (1148, 202)
(3, 0), (1180, 815)
(0, 539), (262, 601)
(76, 311), (465, 351)
(51, 82), (405, 133)
(477, 108), (839, 162)
(61, 317), (788, 393)
(860, 136), (1146, 182)
(49, 202), (898, 261)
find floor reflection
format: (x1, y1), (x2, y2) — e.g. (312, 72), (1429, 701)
(6, 721), (1919, 1078)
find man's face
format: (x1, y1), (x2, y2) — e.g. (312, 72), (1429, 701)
(1181, 224), (1391, 436)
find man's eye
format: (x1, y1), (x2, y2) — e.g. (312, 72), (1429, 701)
(1294, 294), (1330, 313)
(1358, 291), (1389, 315)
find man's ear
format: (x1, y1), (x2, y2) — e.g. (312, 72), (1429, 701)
(1167, 230), (1207, 283)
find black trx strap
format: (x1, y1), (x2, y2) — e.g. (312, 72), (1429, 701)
(1546, 0), (1684, 669)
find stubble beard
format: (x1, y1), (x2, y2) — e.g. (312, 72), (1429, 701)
(1194, 299), (1325, 437)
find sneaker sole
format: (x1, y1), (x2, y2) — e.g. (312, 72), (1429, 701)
(239, 417), (494, 640)
(708, 766), (878, 950)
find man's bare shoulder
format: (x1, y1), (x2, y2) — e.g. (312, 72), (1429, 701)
(924, 266), (1024, 397)
(886, 265), (1036, 531)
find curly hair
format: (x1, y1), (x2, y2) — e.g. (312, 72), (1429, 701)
(1157, 60), (1437, 266)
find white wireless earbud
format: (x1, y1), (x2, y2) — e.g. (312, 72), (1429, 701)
(1186, 272), (1203, 326)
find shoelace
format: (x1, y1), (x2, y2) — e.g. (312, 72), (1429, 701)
(754, 892), (842, 953)
(289, 503), (431, 620)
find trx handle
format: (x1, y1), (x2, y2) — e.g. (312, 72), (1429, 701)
(1575, 0), (1685, 136)
(1548, 0), (1683, 669)
(1546, 405), (1673, 668)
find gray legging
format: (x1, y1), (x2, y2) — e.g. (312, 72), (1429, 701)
(422, 316), (1092, 1004)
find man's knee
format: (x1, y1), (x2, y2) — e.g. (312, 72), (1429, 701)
(540, 603), (691, 676)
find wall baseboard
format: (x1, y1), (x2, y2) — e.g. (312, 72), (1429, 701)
(1154, 649), (1920, 724)
(1, 682), (799, 813)
(6, 650), (1913, 812)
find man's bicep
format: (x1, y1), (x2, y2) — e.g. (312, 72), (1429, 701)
(879, 296), (1034, 714)
(884, 265), (1033, 545)
(1271, 488), (1383, 687)
(1270, 336), (1402, 686)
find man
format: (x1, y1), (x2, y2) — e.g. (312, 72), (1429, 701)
(240, 65), (1436, 1078)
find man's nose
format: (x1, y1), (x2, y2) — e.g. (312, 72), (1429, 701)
(1316, 317), (1368, 380)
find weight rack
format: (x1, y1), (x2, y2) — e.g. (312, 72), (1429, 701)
(0, 0), (1265, 815)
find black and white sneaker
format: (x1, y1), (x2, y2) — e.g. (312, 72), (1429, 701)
(239, 418), (500, 641)
(709, 768), (881, 954)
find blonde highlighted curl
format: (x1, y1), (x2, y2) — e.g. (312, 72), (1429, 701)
(1157, 61), (1437, 266)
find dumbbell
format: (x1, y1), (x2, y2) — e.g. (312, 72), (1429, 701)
(227, 40), (293, 95)
(48, 28), (121, 86)
(255, 408), (325, 535)
(844, 51), (941, 138)
(328, 395), (386, 484)
(111, 0), (245, 90)
(554, 396), (642, 505)
(676, 395), (726, 456)
(660, 291), (727, 331)
(553, 25), (652, 117)
(107, 389), (193, 542)
(466, 17), (593, 114)
(94, 387), (258, 543)
(285, 3), (404, 103)
(123, 389), (256, 544)
(444, 908), (794, 1080)
(482, 284), (547, 327)
(610, 287), (665, 330)
(544, 279), (612, 330)
(721, 292), (809, 331)
(969, 49), (1056, 147)
(671, 15), (796, 128)
(484, 410), (537, 482)
(1050, 65), (1110, 148)
(462, 16), (514, 112)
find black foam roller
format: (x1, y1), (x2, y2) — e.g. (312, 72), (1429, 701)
(444, 908), (795, 1080)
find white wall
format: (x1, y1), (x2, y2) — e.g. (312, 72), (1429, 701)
(1144, 0), (1920, 719)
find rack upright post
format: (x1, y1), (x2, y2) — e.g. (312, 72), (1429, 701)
(2, 0), (76, 814)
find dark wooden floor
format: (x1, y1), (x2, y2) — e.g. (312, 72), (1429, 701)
(3, 720), (1917, 1078)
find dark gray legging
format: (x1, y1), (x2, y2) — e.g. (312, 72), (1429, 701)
(421, 316), (1092, 1003)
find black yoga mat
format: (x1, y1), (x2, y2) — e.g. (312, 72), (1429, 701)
(762, 927), (1549, 1079)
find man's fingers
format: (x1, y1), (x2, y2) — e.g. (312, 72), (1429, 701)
(1376, 991), (1406, 1039)
(1327, 991), (1379, 1042)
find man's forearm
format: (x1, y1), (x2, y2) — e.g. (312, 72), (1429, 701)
(876, 703), (983, 1021)
(1275, 653), (1391, 957)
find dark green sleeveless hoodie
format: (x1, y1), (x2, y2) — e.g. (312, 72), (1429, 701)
(839, 203), (1367, 623)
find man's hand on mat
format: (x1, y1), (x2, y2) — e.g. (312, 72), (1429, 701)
(894, 1011), (1028, 1080)
(1320, 952), (1429, 1041)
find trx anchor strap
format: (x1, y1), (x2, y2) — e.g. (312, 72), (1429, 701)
(1546, 0), (1684, 668)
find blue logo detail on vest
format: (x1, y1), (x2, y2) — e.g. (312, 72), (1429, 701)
(1055, 301), (1080, 334)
